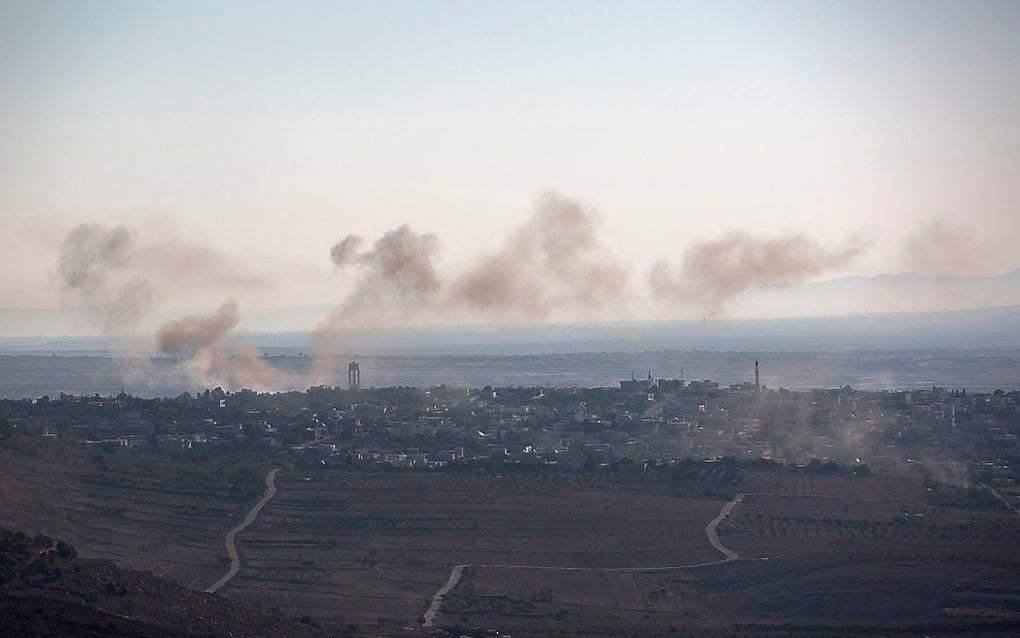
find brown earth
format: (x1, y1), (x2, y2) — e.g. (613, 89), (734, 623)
(0, 527), (327, 637)
(222, 471), (725, 630)
(4, 444), (1018, 637)
(0, 443), (266, 589)
(442, 481), (1020, 637)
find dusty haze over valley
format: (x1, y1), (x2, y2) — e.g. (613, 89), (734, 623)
(2, 3), (1020, 638)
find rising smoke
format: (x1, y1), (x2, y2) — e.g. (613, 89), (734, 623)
(649, 231), (871, 316)
(55, 222), (268, 335)
(156, 300), (241, 355)
(53, 194), (877, 391)
(56, 223), (156, 334)
(329, 235), (365, 269)
(448, 192), (627, 320)
(54, 223), (286, 391)
(900, 217), (1004, 277)
(321, 194), (874, 342)
(327, 224), (441, 327)
(155, 301), (284, 391)
(323, 192), (627, 332)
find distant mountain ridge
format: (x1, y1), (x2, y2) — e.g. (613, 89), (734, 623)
(1, 268), (1019, 342)
(736, 268), (1020, 318)
(2, 304), (1020, 355)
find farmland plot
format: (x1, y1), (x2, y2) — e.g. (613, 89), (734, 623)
(222, 472), (725, 626)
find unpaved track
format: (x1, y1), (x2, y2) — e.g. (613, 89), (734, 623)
(206, 468), (279, 594)
(422, 492), (747, 626)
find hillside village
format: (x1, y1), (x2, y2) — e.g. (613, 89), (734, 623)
(3, 370), (1018, 511)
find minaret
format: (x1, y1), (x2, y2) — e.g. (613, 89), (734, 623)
(754, 358), (760, 393)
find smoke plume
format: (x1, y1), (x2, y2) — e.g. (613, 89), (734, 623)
(155, 301), (284, 391)
(314, 192), (628, 380)
(328, 224), (441, 326)
(157, 300), (241, 355)
(649, 231), (870, 316)
(322, 192), (627, 333)
(320, 195), (874, 341)
(55, 222), (287, 391)
(55, 222), (269, 335)
(329, 235), (365, 269)
(449, 192), (627, 320)
(56, 224), (156, 334)
(900, 217), (1005, 277)
(314, 225), (442, 380)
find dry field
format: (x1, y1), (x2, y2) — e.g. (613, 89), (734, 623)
(737, 468), (929, 502)
(0, 444), (264, 589)
(450, 559), (1020, 637)
(442, 478), (1020, 637)
(722, 492), (1020, 563)
(221, 471), (726, 628)
(4, 445), (1018, 637)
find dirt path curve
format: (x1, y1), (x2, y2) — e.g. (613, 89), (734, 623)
(422, 492), (746, 627)
(206, 468), (279, 594)
(705, 492), (744, 560)
(983, 482), (1019, 515)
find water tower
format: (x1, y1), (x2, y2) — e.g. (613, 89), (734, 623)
(348, 361), (360, 390)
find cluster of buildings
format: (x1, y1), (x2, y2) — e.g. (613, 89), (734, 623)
(3, 360), (1018, 507)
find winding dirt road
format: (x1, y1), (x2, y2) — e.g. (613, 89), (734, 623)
(422, 492), (747, 626)
(206, 468), (279, 594)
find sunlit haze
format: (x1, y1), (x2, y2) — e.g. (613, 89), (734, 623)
(2, 8), (1020, 637)
(1, 1), (1019, 335)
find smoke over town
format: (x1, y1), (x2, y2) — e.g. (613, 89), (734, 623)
(317, 192), (630, 367)
(648, 231), (872, 316)
(448, 192), (627, 320)
(155, 301), (284, 390)
(55, 222), (268, 334)
(322, 193), (870, 332)
(54, 223), (284, 389)
(51, 193), (880, 389)
(152, 301), (287, 391)
(156, 301), (241, 356)
(329, 224), (442, 323)
(57, 224), (156, 335)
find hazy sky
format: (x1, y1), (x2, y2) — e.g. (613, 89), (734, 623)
(1, 0), (1018, 315)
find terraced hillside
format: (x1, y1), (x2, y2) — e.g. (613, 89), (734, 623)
(442, 486), (1020, 636)
(0, 528), (327, 638)
(737, 468), (929, 501)
(221, 471), (726, 628)
(720, 491), (1020, 568)
(0, 442), (267, 589)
